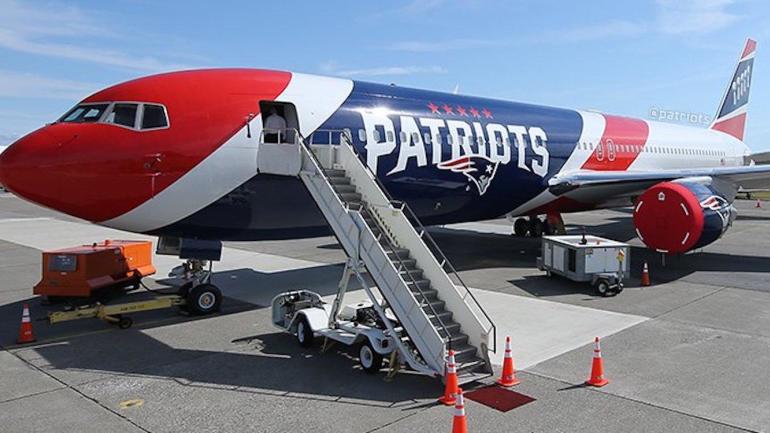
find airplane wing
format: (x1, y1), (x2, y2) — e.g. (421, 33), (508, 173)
(548, 165), (770, 201)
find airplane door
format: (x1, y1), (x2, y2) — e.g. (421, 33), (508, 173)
(142, 152), (164, 197)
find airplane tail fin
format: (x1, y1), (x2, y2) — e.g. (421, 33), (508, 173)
(710, 38), (756, 141)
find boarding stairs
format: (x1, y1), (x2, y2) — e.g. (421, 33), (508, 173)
(257, 129), (496, 382)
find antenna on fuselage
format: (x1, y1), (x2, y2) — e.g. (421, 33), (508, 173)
(452, 84), (460, 95)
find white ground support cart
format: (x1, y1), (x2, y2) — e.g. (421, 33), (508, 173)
(537, 235), (630, 297)
(272, 286), (397, 374)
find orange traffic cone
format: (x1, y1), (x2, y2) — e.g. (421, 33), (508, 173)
(496, 336), (520, 387)
(641, 261), (651, 286)
(438, 350), (459, 405)
(17, 303), (36, 344)
(756, 199), (762, 208)
(451, 388), (468, 433)
(585, 337), (608, 387)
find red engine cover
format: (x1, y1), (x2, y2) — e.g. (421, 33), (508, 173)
(632, 182), (705, 253)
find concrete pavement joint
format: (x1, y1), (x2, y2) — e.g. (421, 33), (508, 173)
(524, 366), (758, 432)
(6, 349), (153, 433)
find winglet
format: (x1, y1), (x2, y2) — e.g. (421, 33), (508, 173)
(710, 38), (756, 141)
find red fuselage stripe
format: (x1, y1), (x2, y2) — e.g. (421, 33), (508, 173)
(581, 115), (650, 171)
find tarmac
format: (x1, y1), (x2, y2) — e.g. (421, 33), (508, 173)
(1, 191), (769, 433)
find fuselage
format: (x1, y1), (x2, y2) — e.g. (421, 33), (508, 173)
(0, 69), (750, 240)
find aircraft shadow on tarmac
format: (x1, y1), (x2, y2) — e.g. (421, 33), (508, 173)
(22, 327), (437, 405)
(3, 306), (437, 404)
(0, 263), (356, 347)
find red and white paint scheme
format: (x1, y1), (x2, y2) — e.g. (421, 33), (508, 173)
(0, 39), (767, 254)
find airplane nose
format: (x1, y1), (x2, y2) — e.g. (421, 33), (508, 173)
(0, 127), (63, 202)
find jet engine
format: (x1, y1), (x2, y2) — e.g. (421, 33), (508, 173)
(632, 181), (736, 254)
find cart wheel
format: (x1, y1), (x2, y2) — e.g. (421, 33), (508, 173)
(359, 340), (384, 374)
(186, 284), (222, 315)
(595, 280), (611, 297)
(296, 315), (314, 348)
(513, 218), (528, 237)
(117, 316), (133, 329)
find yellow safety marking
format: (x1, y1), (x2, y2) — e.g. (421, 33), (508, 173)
(119, 399), (144, 409)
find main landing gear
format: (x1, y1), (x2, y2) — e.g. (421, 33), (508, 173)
(512, 213), (566, 237)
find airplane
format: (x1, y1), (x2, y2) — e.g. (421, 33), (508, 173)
(0, 39), (766, 256)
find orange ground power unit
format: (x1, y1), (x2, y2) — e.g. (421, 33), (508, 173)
(33, 240), (156, 298)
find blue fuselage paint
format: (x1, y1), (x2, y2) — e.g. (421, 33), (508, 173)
(152, 81), (584, 240)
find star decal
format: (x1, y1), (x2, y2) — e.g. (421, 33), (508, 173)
(456, 105), (468, 116)
(469, 107), (480, 118)
(442, 104), (454, 115)
(427, 102), (439, 114)
(481, 108), (493, 119)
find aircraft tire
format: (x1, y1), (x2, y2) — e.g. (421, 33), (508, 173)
(513, 218), (528, 237)
(186, 284), (222, 315)
(530, 219), (545, 237)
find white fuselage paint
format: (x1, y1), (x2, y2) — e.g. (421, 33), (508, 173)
(100, 73), (354, 233)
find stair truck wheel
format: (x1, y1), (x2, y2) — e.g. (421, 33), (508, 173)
(186, 284), (222, 315)
(359, 340), (384, 374)
(296, 315), (314, 348)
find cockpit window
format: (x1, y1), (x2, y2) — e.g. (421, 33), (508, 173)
(104, 103), (139, 128)
(141, 104), (168, 129)
(59, 104), (110, 123)
(58, 102), (168, 131)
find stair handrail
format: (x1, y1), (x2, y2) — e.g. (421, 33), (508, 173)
(282, 128), (449, 368)
(358, 204), (453, 352)
(309, 129), (496, 353)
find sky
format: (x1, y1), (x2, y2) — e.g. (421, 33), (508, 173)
(1, 0), (769, 150)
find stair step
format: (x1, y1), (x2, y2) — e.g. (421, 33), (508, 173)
(419, 298), (445, 312)
(339, 192), (362, 202)
(456, 358), (486, 373)
(328, 176), (350, 185)
(452, 344), (478, 362)
(428, 310), (453, 323)
(406, 279), (431, 291)
(386, 248), (410, 260)
(417, 288), (439, 301)
(325, 169), (346, 177)
(333, 184), (356, 194)
(399, 268), (424, 279)
(442, 322), (461, 335)
(448, 333), (470, 347)
(399, 258), (417, 268)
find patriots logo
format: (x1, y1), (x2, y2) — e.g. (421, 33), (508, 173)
(700, 195), (733, 230)
(437, 155), (500, 195)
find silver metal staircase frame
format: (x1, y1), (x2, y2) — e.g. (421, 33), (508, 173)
(257, 128), (496, 377)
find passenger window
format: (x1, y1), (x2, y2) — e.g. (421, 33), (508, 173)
(358, 129), (366, 142)
(373, 130), (381, 142)
(435, 134), (443, 145)
(141, 104), (168, 129)
(446, 135), (453, 145)
(386, 131), (394, 142)
(105, 103), (138, 128)
(412, 132), (420, 142)
(399, 131), (407, 142)
(424, 132), (431, 144)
